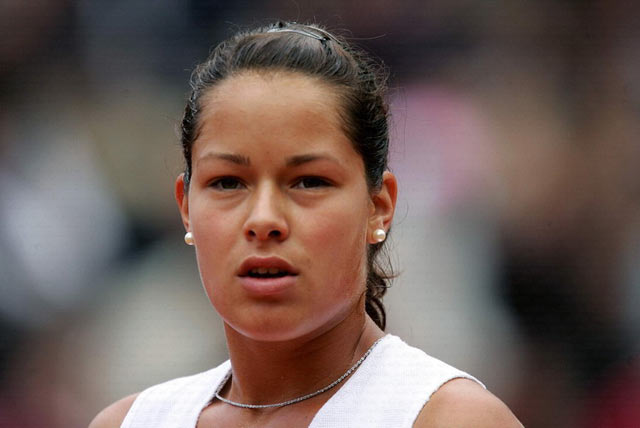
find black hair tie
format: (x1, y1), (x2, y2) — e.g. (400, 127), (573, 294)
(266, 27), (329, 45)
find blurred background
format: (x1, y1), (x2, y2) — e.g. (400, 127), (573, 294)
(1, 0), (639, 426)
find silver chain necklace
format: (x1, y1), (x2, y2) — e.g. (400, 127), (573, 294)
(213, 336), (384, 409)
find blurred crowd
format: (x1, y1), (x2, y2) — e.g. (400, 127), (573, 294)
(1, 1), (638, 427)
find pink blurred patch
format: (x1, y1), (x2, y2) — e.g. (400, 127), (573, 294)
(390, 84), (494, 213)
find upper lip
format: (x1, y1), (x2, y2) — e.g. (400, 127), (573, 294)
(237, 256), (299, 277)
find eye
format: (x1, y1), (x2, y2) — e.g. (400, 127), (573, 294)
(293, 176), (331, 189)
(209, 176), (244, 190)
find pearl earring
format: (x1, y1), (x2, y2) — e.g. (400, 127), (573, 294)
(184, 232), (195, 246)
(373, 228), (386, 243)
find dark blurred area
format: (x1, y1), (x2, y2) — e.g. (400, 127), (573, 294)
(1, 1), (638, 427)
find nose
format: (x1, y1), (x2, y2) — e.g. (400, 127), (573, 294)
(243, 183), (289, 242)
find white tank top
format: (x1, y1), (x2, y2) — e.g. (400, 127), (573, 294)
(121, 335), (483, 428)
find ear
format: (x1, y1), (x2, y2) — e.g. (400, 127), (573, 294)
(175, 173), (190, 232)
(367, 171), (397, 243)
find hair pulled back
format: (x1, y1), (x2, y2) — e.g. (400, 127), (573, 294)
(180, 22), (393, 330)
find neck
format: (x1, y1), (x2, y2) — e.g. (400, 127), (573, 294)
(221, 310), (384, 406)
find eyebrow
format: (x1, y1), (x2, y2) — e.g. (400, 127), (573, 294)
(197, 152), (341, 168)
(196, 152), (251, 166)
(285, 154), (341, 167)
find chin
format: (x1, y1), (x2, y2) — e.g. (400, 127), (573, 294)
(225, 307), (348, 343)
(227, 324), (308, 343)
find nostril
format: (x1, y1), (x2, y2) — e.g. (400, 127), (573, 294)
(246, 229), (283, 239)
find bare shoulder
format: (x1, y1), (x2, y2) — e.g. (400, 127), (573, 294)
(88, 393), (139, 428)
(414, 378), (523, 428)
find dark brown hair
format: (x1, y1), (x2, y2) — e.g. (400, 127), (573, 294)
(180, 22), (393, 329)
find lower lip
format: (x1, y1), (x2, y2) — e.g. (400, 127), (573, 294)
(238, 275), (297, 296)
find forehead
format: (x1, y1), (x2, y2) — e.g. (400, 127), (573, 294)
(196, 71), (350, 149)
(202, 70), (343, 115)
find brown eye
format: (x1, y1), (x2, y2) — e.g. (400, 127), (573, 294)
(294, 177), (331, 189)
(210, 177), (244, 190)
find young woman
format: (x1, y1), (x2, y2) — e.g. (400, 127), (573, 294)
(90, 22), (522, 427)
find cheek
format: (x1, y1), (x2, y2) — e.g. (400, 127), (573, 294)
(302, 196), (370, 287)
(189, 199), (240, 280)
(191, 205), (231, 249)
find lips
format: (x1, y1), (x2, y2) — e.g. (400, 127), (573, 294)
(238, 256), (299, 278)
(237, 256), (299, 297)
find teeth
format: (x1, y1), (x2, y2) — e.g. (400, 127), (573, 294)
(248, 267), (286, 275)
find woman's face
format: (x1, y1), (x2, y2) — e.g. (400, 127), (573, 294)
(176, 72), (394, 342)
